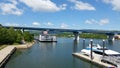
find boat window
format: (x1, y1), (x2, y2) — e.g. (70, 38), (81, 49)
(97, 48), (108, 50)
(93, 51), (108, 56)
(108, 54), (120, 56)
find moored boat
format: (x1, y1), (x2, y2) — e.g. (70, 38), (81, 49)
(81, 43), (120, 68)
(39, 31), (57, 42)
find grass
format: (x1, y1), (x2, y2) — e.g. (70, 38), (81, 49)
(0, 45), (7, 50)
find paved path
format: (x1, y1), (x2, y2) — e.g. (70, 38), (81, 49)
(0, 46), (16, 67)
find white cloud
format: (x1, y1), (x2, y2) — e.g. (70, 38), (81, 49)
(20, 0), (67, 12)
(10, 0), (18, 5)
(60, 4), (67, 10)
(32, 22), (40, 26)
(69, 0), (95, 11)
(0, 0), (23, 15)
(85, 19), (97, 24)
(5, 23), (20, 26)
(103, 0), (120, 11)
(85, 18), (109, 25)
(60, 23), (69, 28)
(85, 19), (98, 24)
(85, 19), (93, 24)
(44, 22), (54, 26)
(99, 18), (109, 25)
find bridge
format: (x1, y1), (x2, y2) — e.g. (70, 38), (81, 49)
(3, 26), (120, 41)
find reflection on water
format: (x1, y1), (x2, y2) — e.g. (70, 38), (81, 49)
(82, 39), (86, 49)
(73, 40), (78, 52)
(5, 38), (120, 68)
(107, 40), (114, 45)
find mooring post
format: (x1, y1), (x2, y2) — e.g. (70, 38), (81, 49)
(83, 39), (85, 49)
(103, 39), (105, 57)
(90, 39), (93, 60)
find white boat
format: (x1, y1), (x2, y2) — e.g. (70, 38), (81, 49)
(81, 44), (120, 56)
(39, 31), (57, 42)
(39, 34), (57, 42)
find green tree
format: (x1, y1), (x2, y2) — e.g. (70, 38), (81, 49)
(15, 30), (23, 43)
(80, 33), (107, 39)
(23, 31), (34, 42)
(0, 25), (33, 45)
(56, 32), (73, 37)
(0, 24), (2, 27)
(0, 27), (7, 45)
(7, 27), (16, 44)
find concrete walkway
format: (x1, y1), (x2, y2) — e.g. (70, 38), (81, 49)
(0, 46), (16, 68)
(72, 53), (116, 68)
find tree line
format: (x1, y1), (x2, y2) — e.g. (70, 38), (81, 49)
(56, 32), (107, 39)
(0, 25), (34, 45)
(80, 33), (107, 39)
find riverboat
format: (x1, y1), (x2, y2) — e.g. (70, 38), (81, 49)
(39, 31), (57, 42)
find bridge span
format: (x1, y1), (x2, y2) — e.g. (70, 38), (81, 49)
(3, 26), (120, 41)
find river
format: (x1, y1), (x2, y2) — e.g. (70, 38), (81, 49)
(5, 38), (120, 68)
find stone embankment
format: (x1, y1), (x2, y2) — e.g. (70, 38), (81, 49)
(14, 42), (34, 49)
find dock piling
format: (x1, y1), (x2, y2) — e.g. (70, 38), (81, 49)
(83, 39), (85, 49)
(90, 39), (93, 60)
(103, 39), (105, 57)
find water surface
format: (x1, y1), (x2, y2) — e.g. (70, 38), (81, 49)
(5, 38), (120, 68)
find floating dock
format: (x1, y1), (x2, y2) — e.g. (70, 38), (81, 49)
(0, 46), (16, 68)
(72, 52), (116, 68)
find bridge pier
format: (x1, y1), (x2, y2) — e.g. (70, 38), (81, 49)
(73, 32), (79, 41)
(107, 34), (115, 41)
(21, 28), (24, 33)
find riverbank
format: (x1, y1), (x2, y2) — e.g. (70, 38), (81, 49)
(13, 42), (35, 49)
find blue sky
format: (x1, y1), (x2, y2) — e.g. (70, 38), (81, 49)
(0, 0), (120, 30)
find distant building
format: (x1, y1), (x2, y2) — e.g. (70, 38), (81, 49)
(114, 35), (120, 39)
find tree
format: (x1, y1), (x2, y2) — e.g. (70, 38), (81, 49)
(0, 27), (8, 45)
(23, 31), (34, 42)
(0, 26), (34, 45)
(0, 24), (2, 27)
(15, 30), (23, 43)
(80, 33), (107, 39)
(7, 27), (16, 44)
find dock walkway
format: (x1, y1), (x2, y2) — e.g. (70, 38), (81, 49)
(72, 53), (116, 68)
(0, 46), (16, 68)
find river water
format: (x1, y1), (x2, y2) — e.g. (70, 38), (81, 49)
(5, 38), (120, 68)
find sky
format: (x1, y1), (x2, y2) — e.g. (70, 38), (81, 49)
(0, 0), (120, 30)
